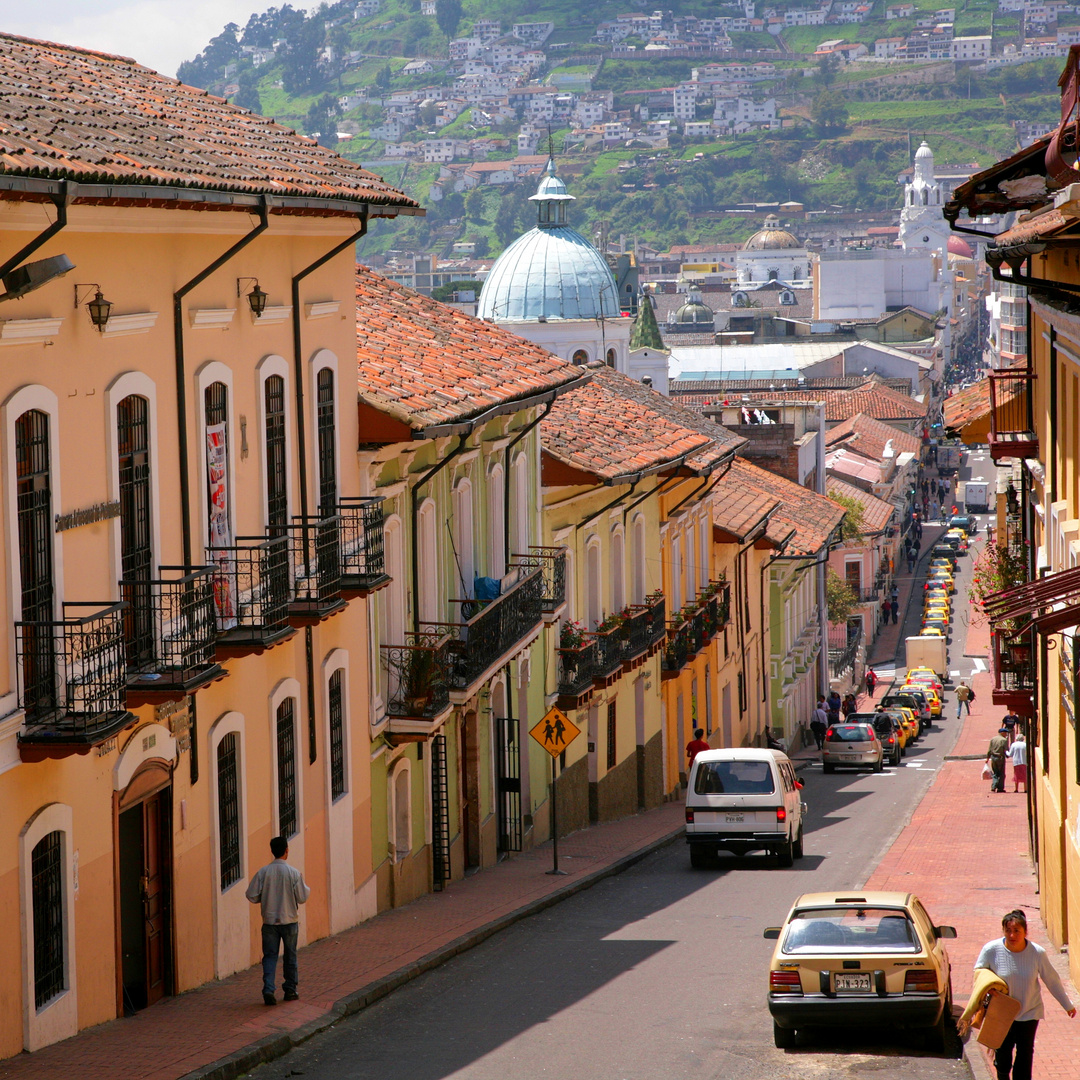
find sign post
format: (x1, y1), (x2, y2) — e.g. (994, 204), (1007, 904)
(529, 707), (581, 876)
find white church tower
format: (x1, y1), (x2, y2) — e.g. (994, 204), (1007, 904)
(899, 140), (951, 252)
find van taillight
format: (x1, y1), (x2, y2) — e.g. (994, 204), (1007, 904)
(685, 809), (694, 823)
(770, 970), (802, 993)
(776, 806), (787, 823)
(904, 970), (937, 993)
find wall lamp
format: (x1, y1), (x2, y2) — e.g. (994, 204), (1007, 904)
(74, 283), (113, 332)
(237, 277), (268, 317)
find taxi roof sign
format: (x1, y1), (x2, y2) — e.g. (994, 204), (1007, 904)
(530, 707), (581, 758)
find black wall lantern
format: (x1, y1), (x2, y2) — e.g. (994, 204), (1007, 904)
(74, 283), (112, 332)
(237, 277), (268, 317)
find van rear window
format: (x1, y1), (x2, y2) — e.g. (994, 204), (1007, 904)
(694, 760), (776, 795)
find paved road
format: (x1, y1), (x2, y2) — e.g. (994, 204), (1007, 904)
(247, 482), (984, 1080)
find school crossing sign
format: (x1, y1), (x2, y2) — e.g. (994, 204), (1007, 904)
(529, 707), (581, 758)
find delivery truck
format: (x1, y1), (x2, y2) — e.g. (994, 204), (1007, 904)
(934, 440), (963, 475)
(906, 635), (947, 680)
(962, 481), (989, 512)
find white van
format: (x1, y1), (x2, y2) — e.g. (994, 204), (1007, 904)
(684, 748), (806, 868)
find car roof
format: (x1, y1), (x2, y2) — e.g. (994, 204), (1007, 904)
(691, 747), (787, 764)
(790, 890), (914, 908)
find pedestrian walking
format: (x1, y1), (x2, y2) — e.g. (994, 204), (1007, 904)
(890, 584), (899, 603)
(826, 690), (842, 726)
(931, 500), (940, 520)
(915, 521), (923, 540)
(974, 910), (1076, 1080)
(881, 598), (891, 626)
(841, 693), (857, 718)
(246, 836), (311, 1005)
(865, 667), (878, 697)
(686, 728), (710, 770)
(956, 680), (972, 717)
(987, 727), (1009, 793)
(811, 697), (829, 750)
(1010, 730), (1028, 793)
(907, 549), (917, 573)
(890, 598), (899, 624)
(922, 494), (930, 515)
(1002, 709), (1020, 747)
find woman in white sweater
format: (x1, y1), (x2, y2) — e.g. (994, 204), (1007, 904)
(975, 909), (1076, 1080)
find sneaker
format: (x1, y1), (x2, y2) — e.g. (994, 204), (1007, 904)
(263, 993), (276, 1006)
(283, 991), (299, 1001)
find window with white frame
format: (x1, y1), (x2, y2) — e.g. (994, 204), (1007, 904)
(631, 514), (646, 605)
(216, 732), (242, 889)
(611, 527), (625, 613)
(328, 669), (346, 800)
(586, 538), (602, 628)
(452, 478), (475, 596)
(488, 462), (505, 579)
(275, 698), (298, 838)
(417, 499), (438, 624)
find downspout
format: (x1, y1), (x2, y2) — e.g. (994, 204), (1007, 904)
(502, 396), (556, 571)
(174, 195), (270, 566)
(575, 478), (641, 532)
(0, 183), (70, 280)
(411, 435), (469, 634)
(291, 212), (368, 523)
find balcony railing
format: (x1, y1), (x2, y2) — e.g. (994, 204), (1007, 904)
(122, 566), (225, 704)
(206, 534), (294, 655)
(662, 616), (696, 675)
(424, 566), (544, 692)
(660, 583), (729, 677)
(285, 516), (345, 625)
(828, 623), (863, 680)
(644, 592), (668, 648)
(992, 633), (1036, 706)
(382, 631), (452, 720)
(16, 602), (135, 758)
(622, 596), (663, 662)
(511, 546), (566, 614)
(338, 496), (388, 596)
(988, 369), (1038, 461)
(557, 638), (600, 701)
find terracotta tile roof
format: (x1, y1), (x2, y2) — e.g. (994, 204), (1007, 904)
(0, 33), (417, 213)
(542, 365), (745, 483)
(751, 379), (927, 424)
(355, 266), (581, 431)
(826, 447), (883, 486)
(825, 412), (922, 462)
(718, 458), (846, 555)
(826, 475), (895, 533)
(712, 465), (781, 542)
(943, 377), (992, 430)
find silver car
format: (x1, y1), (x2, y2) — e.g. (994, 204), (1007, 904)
(822, 721), (883, 774)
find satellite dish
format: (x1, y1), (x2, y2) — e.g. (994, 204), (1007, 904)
(1, 254), (76, 301)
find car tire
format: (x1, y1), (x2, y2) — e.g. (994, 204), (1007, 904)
(928, 983), (954, 1053)
(874, 756), (884, 773)
(773, 1021), (796, 1049)
(689, 843), (710, 869)
(793, 825), (804, 859)
(892, 750), (902, 767)
(777, 833), (794, 868)
(823, 763), (835, 774)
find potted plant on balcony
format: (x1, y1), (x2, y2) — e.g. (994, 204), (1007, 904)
(401, 647), (438, 715)
(968, 542), (1028, 624)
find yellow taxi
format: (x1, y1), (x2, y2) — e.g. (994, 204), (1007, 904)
(925, 572), (955, 594)
(879, 707), (916, 747)
(919, 625), (945, 637)
(906, 668), (944, 692)
(902, 683), (942, 717)
(944, 528), (969, 554)
(922, 608), (950, 630)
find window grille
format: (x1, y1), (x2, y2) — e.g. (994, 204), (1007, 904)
(317, 369), (337, 517)
(329, 670), (345, 800)
(31, 830), (64, 1009)
(217, 732), (241, 889)
(265, 376), (287, 531)
(607, 701), (617, 770)
(204, 382), (227, 428)
(276, 699), (297, 838)
(118, 395), (154, 664)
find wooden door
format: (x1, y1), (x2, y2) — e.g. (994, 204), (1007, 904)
(142, 793), (169, 1006)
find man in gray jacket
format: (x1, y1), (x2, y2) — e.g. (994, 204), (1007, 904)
(246, 836), (311, 1005)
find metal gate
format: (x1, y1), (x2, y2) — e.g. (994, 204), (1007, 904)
(431, 733), (451, 890)
(495, 716), (522, 852)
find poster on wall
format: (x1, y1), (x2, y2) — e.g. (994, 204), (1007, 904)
(207, 422), (237, 629)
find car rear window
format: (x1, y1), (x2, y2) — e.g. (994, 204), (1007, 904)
(782, 908), (919, 953)
(693, 760), (775, 795)
(826, 724), (873, 742)
(872, 717), (894, 737)
(881, 695), (915, 710)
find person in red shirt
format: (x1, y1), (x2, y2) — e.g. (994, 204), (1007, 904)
(686, 728), (710, 770)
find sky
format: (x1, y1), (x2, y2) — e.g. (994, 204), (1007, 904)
(7, 0), (285, 78)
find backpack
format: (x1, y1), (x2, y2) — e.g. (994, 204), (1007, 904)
(968, 687), (975, 703)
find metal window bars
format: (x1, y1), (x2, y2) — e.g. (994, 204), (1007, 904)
(284, 515), (344, 620)
(337, 496), (388, 592)
(205, 534), (292, 646)
(382, 631), (453, 719)
(509, 546), (566, 612)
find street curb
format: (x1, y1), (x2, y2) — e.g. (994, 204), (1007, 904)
(180, 823), (686, 1080)
(962, 1034), (995, 1080)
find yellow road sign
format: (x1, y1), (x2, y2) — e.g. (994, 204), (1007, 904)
(530, 707), (581, 758)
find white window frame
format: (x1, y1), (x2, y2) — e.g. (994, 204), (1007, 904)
(269, 678), (303, 839)
(309, 349), (340, 509)
(487, 460), (506, 579)
(255, 355), (294, 529)
(417, 498), (439, 624)
(389, 756), (413, 861)
(194, 361), (237, 550)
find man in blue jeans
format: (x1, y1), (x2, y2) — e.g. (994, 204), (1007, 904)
(246, 836), (310, 1005)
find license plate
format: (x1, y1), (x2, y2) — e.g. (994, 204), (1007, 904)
(725, 814), (744, 823)
(840, 755), (858, 761)
(835, 973), (871, 992)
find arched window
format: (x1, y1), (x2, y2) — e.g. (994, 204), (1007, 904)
(452, 478), (475, 596)
(316, 367), (337, 515)
(586, 539), (602, 629)
(572, 349), (589, 365)
(606, 348), (616, 367)
(611, 527), (625, 613)
(631, 514), (646, 605)
(488, 463), (505, 579)
(204, 381), (230, 548)
(510, 452), (529, 557)
(417, 500), (438, 624)
(264, 374), (287, 530)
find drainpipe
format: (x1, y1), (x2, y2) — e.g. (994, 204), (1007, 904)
(174, 196), (270, 566)
(0, 183), (70, 280)
(502, 395), (556, 571)
(291, 212), (368, 523)
(411, 435), (468, 634)
(574, 478), (641, 532)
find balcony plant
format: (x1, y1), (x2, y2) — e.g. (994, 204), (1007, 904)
(968, 542), (1028, 627)
(559, 619), (588, 650)
(595, 611), (626, 635)
(401, 647), (439, 715)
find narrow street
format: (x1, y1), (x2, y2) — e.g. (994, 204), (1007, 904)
(246, 494), (980, 1080)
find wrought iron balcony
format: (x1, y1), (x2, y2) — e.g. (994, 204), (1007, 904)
(992, 633), (1036, 708)
(511, 546), (566, 615)
(382, 631), (452, 722)
(338, 496), (389, 597)
(16, 602), (136, 761)
(644, 592), (668, 648)
(591, 621), (626, 684)
(557, 638), (600, 704)
(988, 369), (1038, 462)
(828, 623), (863, 680)
(662, 616), (696, 678)
(205, 534), (295, 658)
(285, 516), (345, 625)
(425, 566), (544, 693)
(123, 566), (226, 706)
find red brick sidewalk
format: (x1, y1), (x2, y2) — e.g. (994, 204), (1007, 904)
(0, 803), (686, 1080)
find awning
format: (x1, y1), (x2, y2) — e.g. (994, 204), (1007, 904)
(984, 564), (1080, 635)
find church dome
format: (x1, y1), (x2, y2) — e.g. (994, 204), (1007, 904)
(743, 228), (801, 251)
(477, 161), (620, 322)
(672, 287), (714, 324)
(947, 235), (973, 258)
